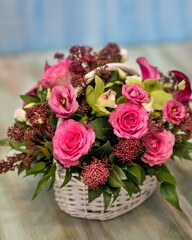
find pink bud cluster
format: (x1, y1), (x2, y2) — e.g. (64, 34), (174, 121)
(82, 157), (111, 190)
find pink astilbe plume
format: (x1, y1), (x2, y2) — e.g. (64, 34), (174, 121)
(82, 157), (111, 190)
(113, 138), (144, 165)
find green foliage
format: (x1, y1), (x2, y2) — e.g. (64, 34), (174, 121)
(143, 79), (162, 92)
(126, 78), (145, 89)
(26, 162), (46, 174)
(9, 139), (32, 154)
(95, 75), (105, 100)
(160, 182), (181, 211)
(117, 68), (126, 81)
(95, 141), (112, 157)
(0, 138), (9, 146)
(37, 146), (51, 160)
(150, 90), (173, 110)
(60, 169), (72, 188)
(103, 191), (112, 211)
(88, 187), (103, 203)
(108, 71), (119, 83)
(20, 95), (41, 104)
(90, 117), (113, 141)
(50, 114), (57, 129)
(86, 85), (95, 109)
(105, 81), (124, 89)
(116, 96), (127, 105)
(173, 135), (192, 161)
(127, 164), (142, 184)
(32, 176), (49, 200)
(156, 172), (177, 185)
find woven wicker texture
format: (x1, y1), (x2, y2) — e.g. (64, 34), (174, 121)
(54, 163), (158, 220)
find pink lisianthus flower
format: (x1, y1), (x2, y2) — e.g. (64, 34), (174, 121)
(53, 119), (95, 168)
(171, 70), (192, 103)
(48, 85), (78, 118)
(41, 59), (73, 89)
(141, 130), (175, 166)
(137, 57), (160, 80)
(122, 84), (149, 104)
(109, 103), (149, 139)
(163, 99), (187, 125)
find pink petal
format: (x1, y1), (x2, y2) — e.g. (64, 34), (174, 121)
(137, 57), (160, 80)
(44, 60), (51, 72)
(171, 70), (192, 103)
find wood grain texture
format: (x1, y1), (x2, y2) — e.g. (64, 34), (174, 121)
(0, 42), (192, 240)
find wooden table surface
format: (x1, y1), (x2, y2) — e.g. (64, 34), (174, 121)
(0, 42), (192, 240)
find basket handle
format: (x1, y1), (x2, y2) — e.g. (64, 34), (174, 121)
(74, 62), (138, 95)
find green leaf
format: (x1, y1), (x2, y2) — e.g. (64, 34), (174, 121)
(18, 163), (25, 175)
(86, 85), (95, 109)
(88, 187), (103, 203)
(111, 187), (120, 203)
(113, 165), (127, 180)
(108, 176), (123, 187)
(143, 79), (162, 92)
(20, 95), (41, 104)
(95, 75), (105, 100)
(123, 178), (140, 196)
(0, 138), (10, 146)
(117, 68), (127, 81)
(138, 165), (146, 183)
(92, 104), (110, 117)
(37, 145), (51, 160)
(150, 90), (173, 110)
(105, 81), (124, 89)
(127, 78), (145, 89)
(45, 164), (56, 190)
(9, 139), (32, 153)
(156, 172), (177, 185)
(26, 162), (46, 174)
(43, 142), (53, 152)
(127, 164), (142, 184)
(116, 96), (127, 105)
(108, 71), (119, 83)
(90, 117), (113, 141)
(108, 168), (124, 188)
(32, 176), (49, 200)
(160, 182), (181, 211)
(95, 141), (112, 157)
(60, 169), (72, 188)
(50, 114), (57, 129)
(103, 191), (112, 211)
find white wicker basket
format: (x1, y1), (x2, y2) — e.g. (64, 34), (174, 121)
(54, 163), (158, 220)
(53, 63), (157, 220)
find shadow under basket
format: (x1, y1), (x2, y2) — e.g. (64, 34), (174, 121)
(54, 164), (158, 220)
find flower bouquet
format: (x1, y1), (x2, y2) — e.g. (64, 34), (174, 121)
(1, 43), (192, 220)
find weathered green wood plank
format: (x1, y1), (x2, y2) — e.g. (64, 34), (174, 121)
(0, 42), (192, 240)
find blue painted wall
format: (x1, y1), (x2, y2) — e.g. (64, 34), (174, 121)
(0, 0), (192, 53)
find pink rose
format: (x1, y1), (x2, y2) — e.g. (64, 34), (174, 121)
(48, 85), (78, 118)
(163, 99), (186, 125)
(122, 84), (149, 104)
(53, 119), (95, 168)
(109, 103), (149, 139)
(141, 130), (175, 166)
(41, 59), (73, 89)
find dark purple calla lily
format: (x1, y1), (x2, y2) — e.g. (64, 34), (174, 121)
(137, 57), (160, 80)
(23, 82), (41, 106)
(171, 70), (192, 103)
